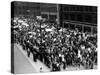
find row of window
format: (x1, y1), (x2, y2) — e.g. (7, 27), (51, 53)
(63, 5), (97, 12)
(40, 7), (57, 12)
(63, 13), (97, 24)
(41, 14), (57, 21)
(63, 23), (97, 33)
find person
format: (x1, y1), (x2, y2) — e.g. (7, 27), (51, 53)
(27, 48), (30, 57)
(12, 15), (97, 71)
(33, 46), (38, 62)
(40, 66), (43, 72)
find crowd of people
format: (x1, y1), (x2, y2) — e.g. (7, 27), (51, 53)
(12, 15), (97, 71)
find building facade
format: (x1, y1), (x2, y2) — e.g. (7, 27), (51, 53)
(59, 4), (97, 33)
(12, 1), (97, 33)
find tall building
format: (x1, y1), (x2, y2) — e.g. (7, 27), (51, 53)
(40, 3), (57, 23)
(12, 1), (58, 23)
(59, 4), (97, 33)
(12, 1), (97, 33)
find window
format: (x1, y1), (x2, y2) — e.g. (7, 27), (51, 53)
(41, 14), (48, 19)
(85, 14), (92, 23)
(69, 24), (75, 29)
(77, 14), (83, 22)
(93, 27), (97, 33)
(76, 25), (82, 32)
(63, 13), (70, 20)
(84, 26), (91, 32)
(64, 23), (69, 28)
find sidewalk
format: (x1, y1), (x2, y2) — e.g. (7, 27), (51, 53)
(15, 44), (51, 73)
(14, 44), (37, 74)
